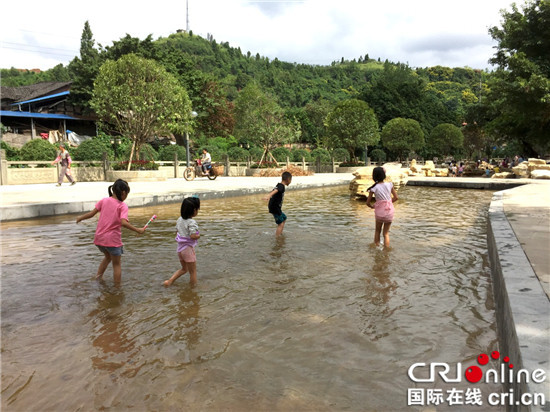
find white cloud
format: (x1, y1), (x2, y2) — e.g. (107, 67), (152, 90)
(0, 0), (513, 70)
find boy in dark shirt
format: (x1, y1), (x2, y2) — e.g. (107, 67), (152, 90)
(265, 171), (292, 236)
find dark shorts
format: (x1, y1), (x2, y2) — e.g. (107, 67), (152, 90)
(271, 212), (287, 225)
(96, 245), (124, 256)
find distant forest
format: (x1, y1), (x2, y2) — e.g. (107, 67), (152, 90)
(2, 1), (549, 160)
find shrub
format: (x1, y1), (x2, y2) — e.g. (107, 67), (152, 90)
(339, 161), (363, 167)
(112, 160), (159, 170)
(1, 141), (21, 160)
(271, 147), (291, 162)
(249, 146), (264, 162)
(226, 146), (250, 161)
(73, 138), (114, 161)
(20, 139), (57, 161)
(332, 148), (349, 162)
(310, 148), (331, 162)
(291, 148), (312, 162)
(158, 144), (187, 161)
(119, 143), (158, 161)
(250, 161), (278, 169)
(370, 148), (387, 163)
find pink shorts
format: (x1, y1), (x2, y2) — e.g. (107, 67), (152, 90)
(178, 246), (196, 263)
(374, 200), (394, 223)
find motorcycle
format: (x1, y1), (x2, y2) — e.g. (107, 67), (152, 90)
(183, 159), (219, 181)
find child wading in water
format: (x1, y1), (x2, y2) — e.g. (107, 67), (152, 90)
(265, 171), (292, 237)
(76, 179), (145, 285)
(366, 167), (398, 247)
(164, 197), (201, 286)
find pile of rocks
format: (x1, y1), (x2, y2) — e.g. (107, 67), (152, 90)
(510, 158), (550, 179)
(349, 163), (409, 198)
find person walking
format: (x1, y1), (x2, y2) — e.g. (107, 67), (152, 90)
(51, 143), (76, 186)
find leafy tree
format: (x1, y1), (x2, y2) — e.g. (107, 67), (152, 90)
(381, 118), (425, 160)
(271, 147), (291, 162)
(486, 0), (550, 156)
(20, 139), (57, 161)
(325, 99), (380, 162)
(303, 99), (333, 148)
(91, 54), (193, 169)
(291, 148), (312, 162)
(332, 148), (350, 162)
(310, 148), (331, 162)
(68, 21), (101, 112)
(226, 146), (250, 161)
(427, 123), (464, 157)
(233, 83), (300, 163)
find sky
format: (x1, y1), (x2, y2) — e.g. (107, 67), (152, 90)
(0, 0), (515, 72)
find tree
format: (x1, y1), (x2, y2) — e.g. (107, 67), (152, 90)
(427, 123), (464, 157)
(381, 118), (425, 160)
(68, 21), (101, 112)
(325, 99), (380, 162)
(233, 83), (300, 163)
(91, 54), (193, 169)
(486, 0), (550, 156)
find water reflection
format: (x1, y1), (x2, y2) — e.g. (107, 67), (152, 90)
(1, 186), (501, 410)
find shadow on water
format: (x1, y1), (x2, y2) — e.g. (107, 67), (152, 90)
(1, 185), (503, 410)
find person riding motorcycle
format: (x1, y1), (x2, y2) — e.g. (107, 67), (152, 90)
(200, 148), (212, 175)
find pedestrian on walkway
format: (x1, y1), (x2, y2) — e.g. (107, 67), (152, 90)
(76, 179), (146, 286)
(51, 144), (76, 186)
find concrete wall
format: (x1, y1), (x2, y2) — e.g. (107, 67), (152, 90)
(487, 190), (550, 411)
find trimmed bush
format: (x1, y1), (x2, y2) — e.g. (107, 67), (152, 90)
(271, 147), (291, 162)
(226, 146), (250, 161)
(112, 160), (159, 170)
(310, 148), (331, 162)
(249, 146), (264, 162)
(20, 139), (57, 161)
(291, 148), (312, 162)
(73, 138), (114, 161)
(370, 148), (387, 163)
(158, 144), (187, 161)
(332, 148), (349, 162)
(1, 141), (21, 160)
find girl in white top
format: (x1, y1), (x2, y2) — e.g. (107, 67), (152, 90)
(366, 166), (398, 247)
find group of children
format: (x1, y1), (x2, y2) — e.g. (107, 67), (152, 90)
(76, 167), (397, 286)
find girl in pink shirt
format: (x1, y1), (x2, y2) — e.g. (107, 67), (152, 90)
(76, 179), (145, 285)
(366, 167), (398, 248)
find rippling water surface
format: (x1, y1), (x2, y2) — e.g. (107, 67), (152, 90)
(1, 186), (502, 410)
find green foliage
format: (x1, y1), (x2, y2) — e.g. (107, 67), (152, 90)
(157, 144), (187, 161)
(249, 146), (264, 162)
(1, 141), (21, 160)
(271, 147), (291, 162)
(291, 148), (312, 162)
(73, 138), (113, 160)
(332, 148), (350, 162)
(486, 0), (550, 156)
(325, 99), (380, 161)
(427, 123), (464, 157)
(381, 118), (425, 160)
(369, 148), (387, 163)
(91, 54), (192, 166)
(234, 83), (301, 159)
(310, 148), (331, 162)
(226, 146), (250, 161)
(19, 139), (57, 161)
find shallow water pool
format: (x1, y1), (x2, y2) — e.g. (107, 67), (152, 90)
(1, 185), (502, 410)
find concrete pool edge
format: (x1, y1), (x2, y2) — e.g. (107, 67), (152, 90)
(487, 189), (550, 411)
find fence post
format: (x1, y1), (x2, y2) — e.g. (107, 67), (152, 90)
(286, 156), (290, 168)
(225, 155), (230, 176)
(174, 152), (179, 178)
(0, 149), (7, 185)
(102, 152), (108, 181)
(302, 157), (306, 171)
(247, 156), (251, 169)
(331, 157), (336, 173)
(316, 156), (321, 173)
